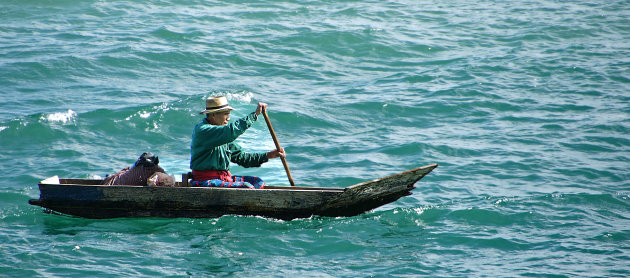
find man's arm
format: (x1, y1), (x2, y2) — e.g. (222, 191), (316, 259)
(229, 142), (269, 168)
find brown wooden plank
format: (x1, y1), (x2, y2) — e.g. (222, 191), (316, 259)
(34, 183), (343, 219)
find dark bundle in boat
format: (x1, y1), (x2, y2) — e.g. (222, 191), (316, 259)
(102, 153), (171, 186)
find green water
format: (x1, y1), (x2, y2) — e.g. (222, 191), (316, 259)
(1, 0), (629, 277)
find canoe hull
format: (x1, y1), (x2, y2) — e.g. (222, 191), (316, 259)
(29, 185), (343, 220)
(29, 163), (437, 220)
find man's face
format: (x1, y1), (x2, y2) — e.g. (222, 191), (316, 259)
(208, 110), (231, 126)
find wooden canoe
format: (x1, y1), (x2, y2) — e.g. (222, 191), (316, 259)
(29, 163), (437, 220)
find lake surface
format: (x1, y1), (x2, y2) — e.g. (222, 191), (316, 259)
(1, 0), (629, 277)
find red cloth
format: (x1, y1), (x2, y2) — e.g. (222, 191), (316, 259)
(192, 170), (232, 182)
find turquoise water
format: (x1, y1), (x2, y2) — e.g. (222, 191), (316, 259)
(1, 0), (629, 276)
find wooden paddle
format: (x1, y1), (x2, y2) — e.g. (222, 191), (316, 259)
(262, 109), (296, 187)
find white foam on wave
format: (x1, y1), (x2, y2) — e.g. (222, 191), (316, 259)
(126, 103), (171, 121)
(0, 126), (7, 133)
(139, 111), (152, 118)
(42, 109), (77, 124)
(125, 110), (152, 121)
(218, 91), (254, 103)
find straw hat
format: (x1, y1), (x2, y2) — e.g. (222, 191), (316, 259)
(199, 96), (235, 114)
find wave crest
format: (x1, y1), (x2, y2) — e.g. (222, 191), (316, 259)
(41, 109), (77, 124)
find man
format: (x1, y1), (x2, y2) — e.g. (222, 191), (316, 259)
(190, 96), (285, 189)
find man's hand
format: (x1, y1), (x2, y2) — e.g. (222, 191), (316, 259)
(255, 102), (268, 115)
(266, 148), (286, 159)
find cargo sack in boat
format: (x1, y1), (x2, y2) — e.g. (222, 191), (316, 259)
(147, 172), (176, 187)
(102, 152), (166, 186)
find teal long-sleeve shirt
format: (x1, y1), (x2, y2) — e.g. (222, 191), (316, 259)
(190, 112), (269, 171)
